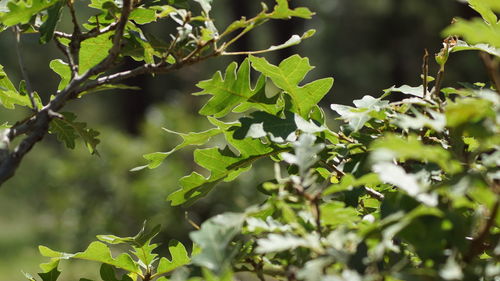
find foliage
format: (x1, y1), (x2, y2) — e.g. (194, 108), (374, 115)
(0, 0), (497, 281)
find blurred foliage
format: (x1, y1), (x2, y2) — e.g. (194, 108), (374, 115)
(0, 0), (494, 280)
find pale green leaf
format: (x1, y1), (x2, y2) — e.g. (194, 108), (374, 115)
(331, 95), (389, 132)
(451, 40), (500, 58)
(0, 0), (59, 26)
(370, 134), (462, 174)
(256, 233), (321, 253)
(189, 213), (245, 272)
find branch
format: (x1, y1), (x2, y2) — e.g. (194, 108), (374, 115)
(480, 52), (500, 95)
(13, 26), (38, 111)
(464, 193), (499, 262)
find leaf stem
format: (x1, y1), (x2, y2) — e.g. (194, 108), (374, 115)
(13, 26), (38, 111)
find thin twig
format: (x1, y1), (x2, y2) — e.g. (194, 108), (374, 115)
(54, 37), (77, 78)
(13, 26), (38, 111)
(422, 49), (429, 98)
(464, 193), (499, 262)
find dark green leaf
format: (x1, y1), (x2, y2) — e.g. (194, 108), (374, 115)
(39, 1), (64, 44)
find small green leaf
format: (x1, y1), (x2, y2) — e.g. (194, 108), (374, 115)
(0, 65), (31, 109)
(132, 127), (222, 171)
(331, 95), (389, 132)
(49, 112), (100, 154)
(271, 0), (314, 19)
(49, 59), (70, 91)
(73, 242), (138, 272)
(155, 240), (190, 276)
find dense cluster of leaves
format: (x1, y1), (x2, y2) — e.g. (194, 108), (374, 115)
(0, 0), (497, 280)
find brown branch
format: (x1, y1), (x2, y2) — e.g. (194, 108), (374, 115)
(464, 193), (499, 262)
(422, 49), (429, 99)
(480, 52), (500, 95)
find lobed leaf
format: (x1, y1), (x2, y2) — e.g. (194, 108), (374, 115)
(39, 242), (138, 273)
(250, 55), (333, 118)
(39, 1), (64, 44)
(196, 59), (263, 118)
(49, 112), (100, 154)
(0, 0), (59, 27)
(0, 65), (32, 109)
(189, 213), (245, 273)
(155, 240), (190, 276)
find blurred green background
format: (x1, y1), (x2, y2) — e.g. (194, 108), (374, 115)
(0, 0), (488, 280)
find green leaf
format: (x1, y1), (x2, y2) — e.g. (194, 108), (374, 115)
(372, 162), (438, 206)
(167, 118), (280, 205)
(394, 109), (446, 132)
(196, 59), (263, 118)
(39, 1), (64, 44)
(39, 242), (138, 273)
(193, 0), (212, 13)
(0, 0), (59, 27)
(320, 201), (360, 227)
(389, 85), (425, 98)
(129, 7), (157, 24)
(467, 0), (498, 24)
(100, 264), (119, 281)
(49, 59), (70, 91)
(370, 134), (462, 174)
(445, 97), (495, 127)
(189, 213), (245, 273)
(132, 127), (222, 171)
(73, 242), (138, 272)
(443, 18), (500, 48)
(256, 233), (322, 253)
(271, 0), (314, 19)
(324, 173), (381, 196)
(79, 34), (113, 74)
(281, 134), (324, 176)
(234, 111), (297, 143)
(250, 55), (333, 118)
(450, 40), (500, 58)
(0, 65), (31, 109)
(49, 112), (100, 154)
(331, 95), (389, 132)
(155, 240), (190, 276)
(38, 267), (61, 281)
